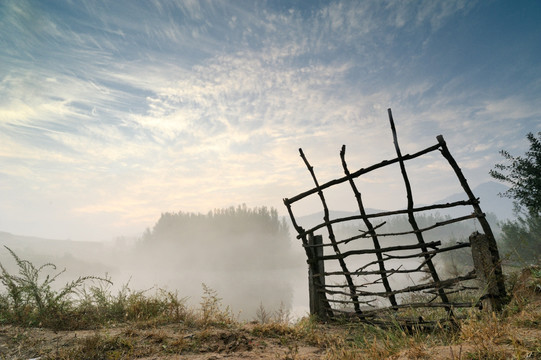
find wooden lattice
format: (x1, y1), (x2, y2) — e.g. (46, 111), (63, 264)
(283, 109), (506, 326)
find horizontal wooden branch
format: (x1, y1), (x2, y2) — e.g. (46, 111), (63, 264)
(359, 300), (480, 313)
(319, 271), (476, 298)
(305, 222), (386, 248)
(323, 287), (393, 298)
(398, 271), (476, 293)
(297, 199), (477, 240)
(331, 308), (470, 329)
(284, 143), (441, 205)
(326, 298), (379, 306)
(354, 221), (387, 240)
(363, 214), (478, 238)
(317, 267), (399, 277)
(423, 286), (478, 298)
(319, 259), (432, 277)
(380, 241), (470, 260)
(307, 240), (441, 263)
(327, 299), (479, 310)
(354, 242), (470, 272)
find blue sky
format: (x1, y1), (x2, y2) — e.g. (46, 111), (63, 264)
(1, 0), (540, 241)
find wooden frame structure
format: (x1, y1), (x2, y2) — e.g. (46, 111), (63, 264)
(283, 109), (507, 325)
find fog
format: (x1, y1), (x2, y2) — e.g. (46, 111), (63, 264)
(0, 204), (502, 320)
(0, 205), (310, 320)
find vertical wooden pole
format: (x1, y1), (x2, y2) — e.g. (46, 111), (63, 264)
(299, 148), (361, 315)
(437, 135), (507, 309)
(308, 234), (329, 320)
(388, 109), (452, 311)
(340, 145), (397, 308)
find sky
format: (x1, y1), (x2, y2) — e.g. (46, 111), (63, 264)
(1, 0), (540, 242)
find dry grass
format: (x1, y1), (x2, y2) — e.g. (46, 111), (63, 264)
(2, 250), (541, 359)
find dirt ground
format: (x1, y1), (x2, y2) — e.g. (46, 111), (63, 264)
(2, 311), (541, 360)
(0, 322), (324, 360)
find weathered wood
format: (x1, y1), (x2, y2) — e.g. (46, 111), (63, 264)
(299, 149), (362, 314)
(283, 109), (506, 326)
(326, 298), (378, 306)
(325, 287), (479, 302)
(377, 242), (470, 260)
(359, 214), (478, 238)
(320, 255), (437, 277)
(305, 214), (477, 248)
(354, 221), (387, 241)
(388, 109), (452, 312)
(318, 271), (476, 296)
(295, 200), (476, 240)
(328, 299), (478, 310)
(283, 201), (305, 243)
(340, 145), (398, 306)
(438, 135), (508, 305)
(283, 143), (442, 205)
(307, 234), (332, 320)
(469, 231), (507, 312)
(398, 271), (476, 293)
(317, 264), (423, 277)
(299, 149), (361, 313)
(307, 240), (442, 263)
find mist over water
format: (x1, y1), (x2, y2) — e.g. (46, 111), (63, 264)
(0, 205), (310, 321)
(0, 205), (501, 321)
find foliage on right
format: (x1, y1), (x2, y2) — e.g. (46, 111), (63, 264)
(490, 131), (541, 262)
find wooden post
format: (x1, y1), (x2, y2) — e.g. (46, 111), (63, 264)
(389, 110), (452, 311)
(437, 135), (507, 306)
(469, 231), (507, 312)
(308, 234), (330, 320)
(299, 149), (361, 315)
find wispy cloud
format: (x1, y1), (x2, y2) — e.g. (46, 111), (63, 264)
(0, 0), (538, 240)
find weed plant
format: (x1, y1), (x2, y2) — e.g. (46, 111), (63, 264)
(75, 281), (192, 329)
(0, 246), (109, 329)
(0, 247), (220, 330)
(199, 283), (236, 328)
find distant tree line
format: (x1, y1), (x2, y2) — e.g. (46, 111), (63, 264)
(142, 204), (289, 243)
(139, 204), (295, 271)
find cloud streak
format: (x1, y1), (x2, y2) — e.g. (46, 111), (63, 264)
(0, 0), (539, 240)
